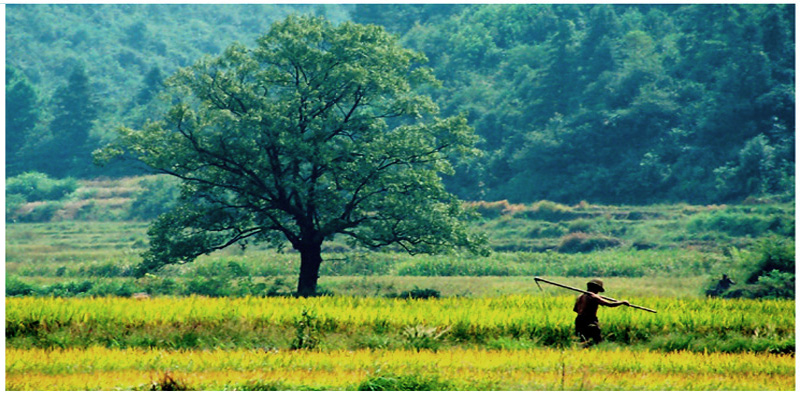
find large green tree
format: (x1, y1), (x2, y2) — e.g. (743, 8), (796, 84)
(97, 15), (487, 296)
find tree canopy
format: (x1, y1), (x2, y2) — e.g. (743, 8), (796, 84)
(7, 4), (796, 205)
(96, 15), (487, 295)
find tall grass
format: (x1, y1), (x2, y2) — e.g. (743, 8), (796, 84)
(6, 296), (793, 353)
(6, 347), (795, 390)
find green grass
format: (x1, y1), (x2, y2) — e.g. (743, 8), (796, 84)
(6, 296), (794, 354)
(5, 195), (794, 300)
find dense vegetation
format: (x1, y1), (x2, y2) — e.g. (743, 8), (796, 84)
(6, 3), (795, 204)
(5, 175), (795, 300)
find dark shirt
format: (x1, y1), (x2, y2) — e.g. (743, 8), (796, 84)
(573, 293), (600, 321)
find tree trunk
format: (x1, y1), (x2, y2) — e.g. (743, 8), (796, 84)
(296, 241), (323, 297)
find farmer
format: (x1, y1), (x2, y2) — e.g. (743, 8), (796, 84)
(706, 273), (736, 297)
(717, 274), (735, 291)
(573, 279), (629, 347)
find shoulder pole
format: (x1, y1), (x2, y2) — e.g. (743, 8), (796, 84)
(534, 277), (657, 313)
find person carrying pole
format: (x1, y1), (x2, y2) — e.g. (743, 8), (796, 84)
(572, 279), (629, 347)
(534, 277), (654, 347)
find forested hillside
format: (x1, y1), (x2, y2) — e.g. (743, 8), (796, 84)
(5, 4), (795, 205)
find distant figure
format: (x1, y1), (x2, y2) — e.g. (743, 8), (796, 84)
(707, 274), (736, 297)
(718, 274), (735, 291)
(573, 279), (629, 347)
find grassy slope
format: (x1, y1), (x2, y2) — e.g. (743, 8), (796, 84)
(5, 176), (793, 298)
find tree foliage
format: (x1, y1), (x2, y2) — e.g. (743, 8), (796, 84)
(7, 4), (796, 204)
(361, 3), (794, 204)
(97, 16), (487, 295)
(5, 66), (41, 177)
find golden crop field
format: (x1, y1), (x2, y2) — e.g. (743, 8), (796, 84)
(6, 346), (795, 390)
(7, 295), (794, 339)
(5, 295), (796, 390)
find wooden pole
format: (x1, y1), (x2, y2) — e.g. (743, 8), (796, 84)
(534, 277), (657, 313)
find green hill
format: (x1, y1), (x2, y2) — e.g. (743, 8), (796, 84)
(5, 4), (795, 204)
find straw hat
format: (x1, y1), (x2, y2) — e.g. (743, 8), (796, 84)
(587, 279), (605, 292)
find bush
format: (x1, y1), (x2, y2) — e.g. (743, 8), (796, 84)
(358, 373), (454, 391)
(44, 280), (94, 297)
(401, 325), (450, 352)
(710, 237), (795, 299)
(15, 201), (62, 223)
(195, 260), (251, 278)
(745, 237), (795, 283)
(6, 277), (35, 296)
(183, 277), (229, 297)
(82, 262), (124, 278)
(142, 277), (179, 295)
(755, 271), (794, 299)
(556, 232), (622, 253)
(6, 172), (79, 202)
(5, 193), (27, 221)
(89, 280), (137, 297)
(686, 209), (787, 238)
(290, 309), (321, 350)
(395, 287), (441, 299)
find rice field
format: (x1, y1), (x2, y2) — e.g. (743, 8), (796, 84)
(6, 346), (795, 390)
(7, 296), (794, 340)
(5, 295), (795, 390)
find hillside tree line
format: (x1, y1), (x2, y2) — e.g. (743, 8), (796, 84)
(5, 3), (795, 205)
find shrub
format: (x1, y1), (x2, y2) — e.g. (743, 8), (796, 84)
(266, 277), (293, 296)
(395, 287), (441, 299)
(195, 260), (252, 278)
(5, 193), (27, 221)
(143, 278), (179, 295)
(89, 280), (137, 297)
(290, 309), (321, 350)
(745, 237), (795, 283)
(42, 280), (94, 297)
(83, 262), (123, 278)
(401, 325), (450, 352)
(356, 334), (395, 350)
(15, 202), (62, 223)
(556, 232), (622, 253)
(686, 209), (787, 238)
(358, 373), (454, 391)
(711, 237), (795, 299)
(6, 172), (79, 202)
(183, 277), (229, 297)
(6, 277), (35, 296)
(755, 271), (794, 299)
